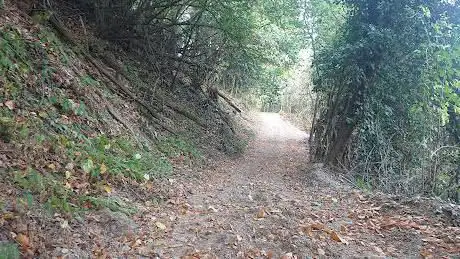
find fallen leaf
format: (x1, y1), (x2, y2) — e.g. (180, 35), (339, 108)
(302, 225), (313, 237)
(47, 163), (56, 170)
(132, 239), (142, 247)
(281, 252), (294, 259)
(4, 100), (15, 110)
(155, 222), (167, 230)
(60, 115), (71, 124)
(100, 163), (107, 174)
(60, 220), (70, 229)
(256, 208), (266, 218)
(323, 227), (333, 235)
(138, 245), (154, 256)
(24, 248), (34, 257)
(311, 222), (325, 230)
(65, 171), (72, 179)
(64, 182), (72, 189)
(381, 219), (398, 229)
(102, 185), (112, 193)
(422, 237), (442, 243)
(63, 162), (73, 170)
(38, 111), (48, 118)
(408, 222), (422, 230)
(16, 233), (30, 248)
(330, 231), (348, 244)
(420, 250), (432, 258)
(2, 212), (15, 220)
(82, 159), (94, 173)
(75, 182), (89, 189)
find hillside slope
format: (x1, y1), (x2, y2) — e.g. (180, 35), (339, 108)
(0, 2), (248, 257)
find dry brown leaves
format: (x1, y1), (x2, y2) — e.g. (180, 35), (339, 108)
(347, 192), (460, 257)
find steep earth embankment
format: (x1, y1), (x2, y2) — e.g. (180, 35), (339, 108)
(0, 3), (245, 257)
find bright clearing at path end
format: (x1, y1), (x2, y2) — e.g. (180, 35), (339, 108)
(257, 112), (308, 141)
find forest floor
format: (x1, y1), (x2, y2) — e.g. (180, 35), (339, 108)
(145, 112), (459, 258)
(3, 112), (459, 258)
(2, 2), (459, 258)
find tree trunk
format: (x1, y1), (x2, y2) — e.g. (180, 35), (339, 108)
(325, 118), (355, 164)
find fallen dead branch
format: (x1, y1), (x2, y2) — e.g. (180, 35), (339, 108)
(217, 90), (242, 113)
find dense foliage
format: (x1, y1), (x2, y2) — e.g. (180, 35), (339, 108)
(34, 0), (460, 201)
(44, 0), (301, 106)
(309, 0), (460, 201)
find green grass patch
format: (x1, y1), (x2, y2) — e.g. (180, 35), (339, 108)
(157, 136), (202, 160)
(0, 243), (20, 259)
(67, 135), (173, 181)
(79, 75), (100, 87)
(0, 24), (71, 102)
(13, 168), (75, 213)
(0, 26), (32, 100)
(0, 108), (37, 143)
(37, 29), (70, 64)
(355, 176), (372, 192)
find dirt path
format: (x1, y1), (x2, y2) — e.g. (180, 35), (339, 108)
(145, 112), (458, 258)
(163, 112), (315, 257)
(12, 112), (456, 258)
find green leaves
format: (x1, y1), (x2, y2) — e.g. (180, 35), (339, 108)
(81, 159), (94, 174)
(310, 0), (460, 199)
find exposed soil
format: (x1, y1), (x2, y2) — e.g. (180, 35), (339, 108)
(2, 112), (459, 258)
(149, 113), (459, 258)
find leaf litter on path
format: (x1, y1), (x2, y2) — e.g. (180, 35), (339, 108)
(153, 113), (460, 258)
(4, 111), (458, 258)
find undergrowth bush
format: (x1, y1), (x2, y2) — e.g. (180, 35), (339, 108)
(1, 22), (202, 216)
(157, 136), (201, 160)
(13, 168), (75, 213)
(70, 135), (174, 180)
